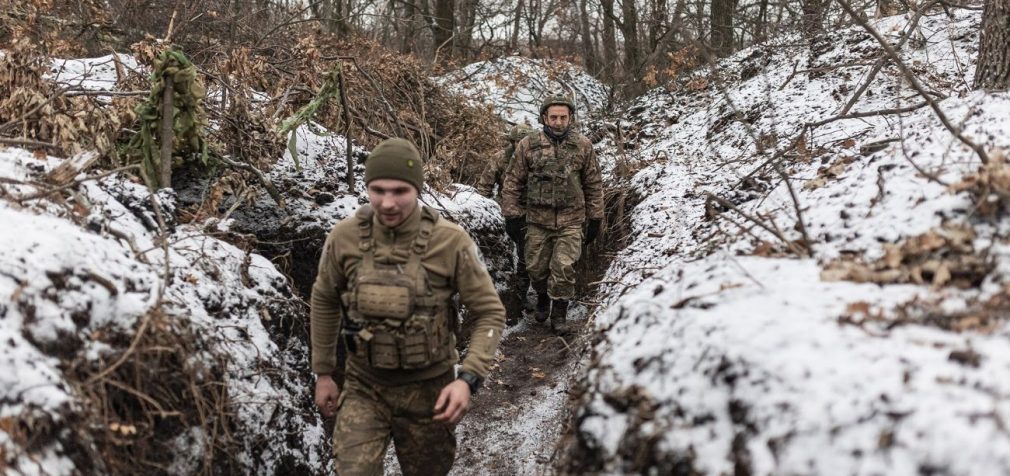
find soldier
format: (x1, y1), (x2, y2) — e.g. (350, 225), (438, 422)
(311, 138), (506, 475)
(475, 124), (533, 198)
(501, 93), (604, 327)
(476, 123), (534, 296)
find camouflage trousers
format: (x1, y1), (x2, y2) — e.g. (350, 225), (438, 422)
(525, 224), (582, 300)
(333, 371), (456, 476)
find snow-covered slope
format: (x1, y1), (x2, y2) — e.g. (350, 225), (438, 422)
(439, 56), (610, 126)
(0, 147), (328, 474)
(570, 9), (1010, 475)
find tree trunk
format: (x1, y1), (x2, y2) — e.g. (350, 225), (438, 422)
(511, 0), (523, 50)
(710, 0), (736, 57)
(801, 0), (826, 38)
(975, 0), (1010, 90)
(580, 0), (599, 73)
(458, 0), (478, 57)
(432, 0), (455, 59)
(620, 0), (642, 74)
(649, 0), (668, 51)
(159, 75), (174, 189)
(600, 0), (618, 79)
(755, 0), (769, 43)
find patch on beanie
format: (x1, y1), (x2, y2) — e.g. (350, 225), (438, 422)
(407, 159), (415, 167)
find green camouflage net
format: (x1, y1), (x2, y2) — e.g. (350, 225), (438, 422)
(278, 63), (344, 171)
(127, 47), (209, 188)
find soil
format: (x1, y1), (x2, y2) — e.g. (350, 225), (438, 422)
(383, 295), (595, 476)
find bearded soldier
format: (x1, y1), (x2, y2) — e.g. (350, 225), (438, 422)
(501, 94), (604, 326)
(311, 138), (505, 475)
(476, 123), (534, 297)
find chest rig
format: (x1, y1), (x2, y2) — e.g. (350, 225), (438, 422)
(342, 205), (452, 370)
(526, 134), (580, 209)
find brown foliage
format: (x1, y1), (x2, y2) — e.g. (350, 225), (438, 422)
(0, 37), (127, 157)
(821, 224), (991, 288)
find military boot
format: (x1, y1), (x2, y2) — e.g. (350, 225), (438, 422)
(550, 299), (569, 330)
(535, 292), (550, 322)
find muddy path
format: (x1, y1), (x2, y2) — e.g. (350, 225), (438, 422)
(383, 297), (595, 476)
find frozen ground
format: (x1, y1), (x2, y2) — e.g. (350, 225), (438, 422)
(569, 8), (1010, 475)
(0, 146), (328, 474)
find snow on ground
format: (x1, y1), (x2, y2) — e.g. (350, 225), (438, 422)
(572, 8), (1010, 475)
(0, 147), (328, 474)
(439, 56), (610, 126)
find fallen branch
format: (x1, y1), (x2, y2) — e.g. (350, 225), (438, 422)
(706, 194), (809, 257)
(215, 155), (286, 208)
(838, 0), (940, 115)
(835, 0), (990, 164)
(811, 101), (929, 128)
(0, 137), (60, 150)
(774, 163), (813, 255)
(16, 164), (140, 202)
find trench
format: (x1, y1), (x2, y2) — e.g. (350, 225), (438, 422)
(215, 170), (624, 474)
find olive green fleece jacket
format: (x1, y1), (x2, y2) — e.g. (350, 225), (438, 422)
(310, 204), (505, 385)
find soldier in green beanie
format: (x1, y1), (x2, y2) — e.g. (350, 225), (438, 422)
(311, 137), (506, 475)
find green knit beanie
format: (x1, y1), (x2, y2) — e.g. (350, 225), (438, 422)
(364, 138), (424, 192)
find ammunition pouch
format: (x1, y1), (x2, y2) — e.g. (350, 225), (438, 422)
(527, 169), (574, 208)
(344, 204), (453, 371)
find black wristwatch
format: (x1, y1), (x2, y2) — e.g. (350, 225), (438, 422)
(457, 371), (483, 395)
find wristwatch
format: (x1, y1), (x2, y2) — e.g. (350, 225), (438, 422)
(457, 371), (483, 395)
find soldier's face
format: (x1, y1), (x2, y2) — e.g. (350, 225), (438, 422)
(543, 105), (571, 133)
(367, 179), (419, 228)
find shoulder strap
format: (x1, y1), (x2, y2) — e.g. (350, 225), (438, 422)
(525, 131), (545, 152)
(406, 206), (439, 293)
(356, 205), (375, 271)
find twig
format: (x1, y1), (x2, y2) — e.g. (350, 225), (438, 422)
(733, 127), (809, 189)
(0, 137), (60, 150)
(64, 90), (150, 97)
(839, 0), (939, 115)
(773, 164), (813, 256)
(323, 55), (407, 138)
(810, 101), (929, 128)
(706, 194), (807, 257)
(834, 0), (990, 164)
(337, 63), (355, 190)
(215, 155), (286, 208)
(0, 88), (70, 134)
(15, 165), (140, 202)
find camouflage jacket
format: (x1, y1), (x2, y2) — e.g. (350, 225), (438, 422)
(310, 205), (505, 385)
(475, 144), (515, 198)
(501, 130), (604, 229)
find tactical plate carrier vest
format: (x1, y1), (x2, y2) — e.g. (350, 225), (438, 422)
(525, 133), (580, 209)
(342, 205), (453, 370)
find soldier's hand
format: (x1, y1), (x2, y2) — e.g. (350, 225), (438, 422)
(585, 219), (601, 244)
(314, 375), (341, 418)
(505, 216), (526, 243)
(433, 380), (471, 425)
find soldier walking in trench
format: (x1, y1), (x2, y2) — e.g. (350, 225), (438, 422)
(311, 138), (506, 475)
(476, 124), (534, 298)
(501, 93), (604, 328)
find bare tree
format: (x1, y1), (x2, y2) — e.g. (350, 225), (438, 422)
(511, 0), (524, 50)
(620, 0), (643, 77)
(433, 0), (455, 59)
(801, 0), (827, 37)
(581, 0), (600, 73)
(711, 0), (737, 56)
(975, 0), (1010, 90)
(600, 0), (619, 78)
